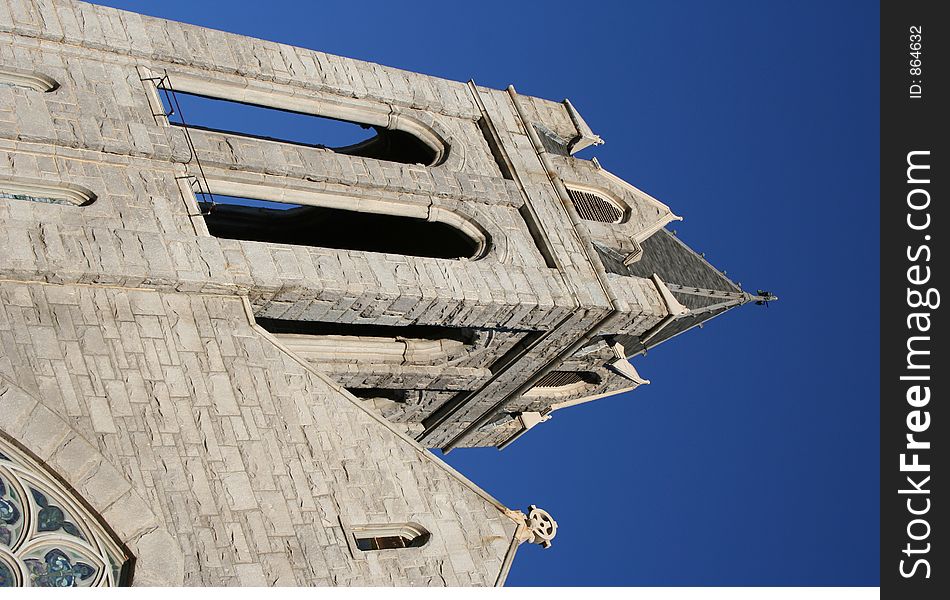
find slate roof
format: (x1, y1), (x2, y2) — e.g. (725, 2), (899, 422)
(598, 228), (752, 354)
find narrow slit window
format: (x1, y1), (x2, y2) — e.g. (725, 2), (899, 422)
(565, 187), (625, 224)
(353, 524), (430, 552)
(200, 194), (480, 259)
(1, 181), (96, 207)
(0, 67), (59, 92)
(158, 90), (437, 166)
(257, 318), (475, 365)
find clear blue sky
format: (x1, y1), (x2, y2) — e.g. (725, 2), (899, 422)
(95, 0), (881, 586)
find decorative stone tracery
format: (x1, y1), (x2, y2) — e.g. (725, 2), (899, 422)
(0, 439), (129, 587)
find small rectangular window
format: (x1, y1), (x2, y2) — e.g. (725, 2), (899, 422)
(355, 537), (376, 552)
(356, 536), (409, 551)
(351, 523), (430, 552)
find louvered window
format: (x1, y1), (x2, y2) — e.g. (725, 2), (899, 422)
(534, 371), (587, 388)
(527, 370), (601, 397)
(566, 187), (624, 223)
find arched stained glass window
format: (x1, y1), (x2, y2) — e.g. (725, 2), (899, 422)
(0, 439), (130, 587)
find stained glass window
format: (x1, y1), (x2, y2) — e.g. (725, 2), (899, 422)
(0, 441), (129, 587)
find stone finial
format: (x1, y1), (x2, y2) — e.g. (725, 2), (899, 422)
(517, 505), (558, 549)
(608, 341), (651, 386)
(563, 99), (604, 154)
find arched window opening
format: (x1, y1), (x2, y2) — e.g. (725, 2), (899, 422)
(1, 180), (96, 207)
(565, 187), (625, 224)
(258, 318), (476, 365)
(525, 370), (601, 397)
(0, 68), (58, 92)
(201, 194), (481, 259)
(158, 89), (438, 166)
(352, 524), (430, 552)
(0, 439), (130, 587)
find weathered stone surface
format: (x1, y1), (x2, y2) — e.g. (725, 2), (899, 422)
(0, 282), (520, 586)
(0, 0), (756, 586)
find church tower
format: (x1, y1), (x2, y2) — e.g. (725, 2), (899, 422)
(0, 0), (771, 586)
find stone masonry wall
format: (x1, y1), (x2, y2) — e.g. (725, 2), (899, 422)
(1, 0), (675, 463)
(0, 280), (521, 585)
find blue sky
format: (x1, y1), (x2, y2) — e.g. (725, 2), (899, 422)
(95, 0), (881, 586)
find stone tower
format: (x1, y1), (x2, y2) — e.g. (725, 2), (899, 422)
(0, 0), (771, 587)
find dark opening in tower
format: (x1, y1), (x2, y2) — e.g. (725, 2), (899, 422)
(201, 195), (481, 259)
(159, 90), (438, 166)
